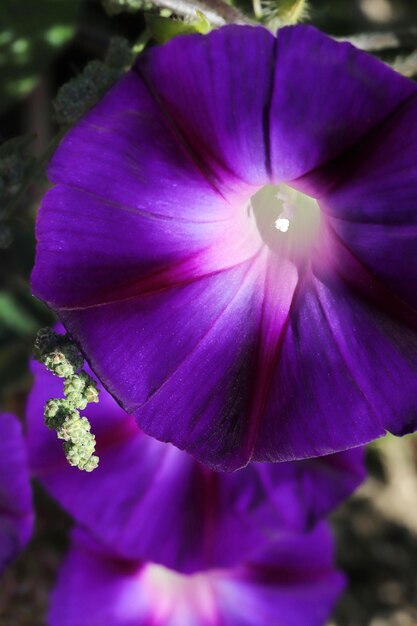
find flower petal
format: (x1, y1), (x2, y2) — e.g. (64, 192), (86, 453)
(32, 183), (259, 309)
(47, 72), (235, 209)
(27, 355), (364, 573)
(32, 67), (264, 310)
(137, 25), (276, 187)
(31, 25), (417, 469)
(270, 25), (416, 182)
(0, 413), (33, 573)
(57, 251), (301, 469)
(215, 524), (345, 626)
(49, 524), (344, 626)
(277, 447), (365, 527)
(301, 93), (417, 311)
(256, 269), (417, 460)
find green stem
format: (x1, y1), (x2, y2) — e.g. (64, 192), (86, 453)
(252, 0), (263, 19)
(148, 0), (253, 24)
(132, 28), (152, 54)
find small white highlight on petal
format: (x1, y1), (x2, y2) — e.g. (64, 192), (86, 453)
(274, 217), (290, 233)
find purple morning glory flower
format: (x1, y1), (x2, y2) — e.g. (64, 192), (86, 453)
(27, 355), (364, 574)
(32, 24), (417, 471)
(0, 413), (33, 574)
(49, 523), (344, 626)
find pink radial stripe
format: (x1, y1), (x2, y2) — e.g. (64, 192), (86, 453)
(57, 208), (263, 311)
(58, 254), (286, 469)
(33, 182), (260, 311)
(244, 250), (299, 459)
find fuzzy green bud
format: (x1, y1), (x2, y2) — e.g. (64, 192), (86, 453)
(105, 36), (134, 70)
(34, 327), (59, 360)
(54, 58), (122, 126)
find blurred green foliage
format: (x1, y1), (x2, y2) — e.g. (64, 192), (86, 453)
(0, 0), (81, 114)
(103, 0), (153, 14)
(0, 134), (36, 214)
(0, 286), (53, 400)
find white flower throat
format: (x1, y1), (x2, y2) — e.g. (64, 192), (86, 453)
(248, 184), (321, 259)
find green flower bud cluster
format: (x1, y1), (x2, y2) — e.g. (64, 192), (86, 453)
(35, 327), (100, 472)
(44, 398), (76, 430)
(43, 345), (84, 378)
(63, 441), (99, 472)
(64, 372), (99, 410)
(43, 399), (99, 472)
(34, 327), (84, 377)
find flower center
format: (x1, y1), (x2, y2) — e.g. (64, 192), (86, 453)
(142, 563), (219, 621)
(248, 184), (321, 261)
